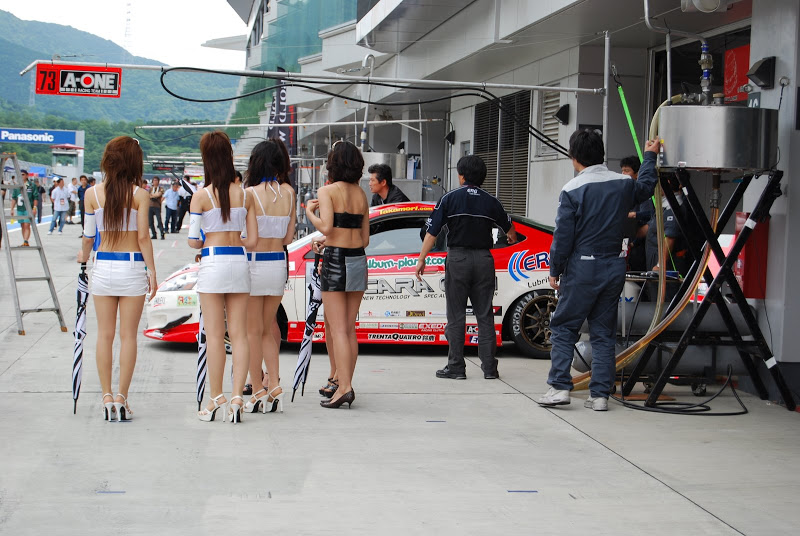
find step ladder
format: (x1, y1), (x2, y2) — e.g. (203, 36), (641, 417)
(0, 153), (67, 335)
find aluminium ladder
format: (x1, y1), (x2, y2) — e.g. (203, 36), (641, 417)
(0, 153), (67, 335)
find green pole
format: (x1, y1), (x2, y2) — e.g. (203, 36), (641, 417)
(618, 84), (644, 163)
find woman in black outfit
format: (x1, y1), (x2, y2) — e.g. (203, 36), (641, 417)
(305, 142), (369, 408)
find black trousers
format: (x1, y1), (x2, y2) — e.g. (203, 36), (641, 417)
(177, 197), (191, 229)
(149, 206), (164, 237)
(444, 247), (498, 374)
(165, 207), (178, 233)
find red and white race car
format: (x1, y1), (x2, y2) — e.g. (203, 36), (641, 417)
(144, 202), (557, 357)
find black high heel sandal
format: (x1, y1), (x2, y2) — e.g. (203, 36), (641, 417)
(319, 378), (338, 398)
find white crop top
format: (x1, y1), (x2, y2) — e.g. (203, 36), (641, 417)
(201, 188), (247, 233)
(253, 182), (292, 239)
(94, 187), (139, 232)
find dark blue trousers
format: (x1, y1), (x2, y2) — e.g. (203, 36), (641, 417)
(547, 253), (626, 398)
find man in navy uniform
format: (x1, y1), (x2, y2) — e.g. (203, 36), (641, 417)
(415, 155), (517, 380)
(538, 131), (660, 411)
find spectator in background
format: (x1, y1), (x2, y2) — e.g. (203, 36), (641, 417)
(10, 170), (38, 246)
(148, 177), (165, 240)
(234, 170), (243, 187)
(177, 175), (195, 231)
(34, 179), (44, 223)
(163, 182), (181, 233)
(89, 177), (96, 187)
(77, 175), (89, 234)
(49, 178), (70, 234)
(66, 177), (79, 224)
(368, 164), (409, 206)
(621, 156), (652, 272)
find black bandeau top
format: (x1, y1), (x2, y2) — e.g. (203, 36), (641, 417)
(333, 212), (363, 229)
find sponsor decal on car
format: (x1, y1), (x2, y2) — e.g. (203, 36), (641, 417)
(466, 325), (479, 334)
(368, 255), (446, 272)
(428, 311), (447, 317)
(359, 322), (380, 329)
(465, 306), (503, 316)
(469, 335), (479, 344)
(375, 206), (424, 216)
(419, 323), (447, 331)
(508, 250), (550, 282)
(384, 310), (401, 317)
(439, 334), (448, 341)
(406, 310), (425, 317)
(312, 332), (324, 341)
(380, 323), (399, 329)
(399, 323), (417, 330)
(177, 295), (197, 307)
(368, 333), (435, 342)
(152, 296), (166, 306)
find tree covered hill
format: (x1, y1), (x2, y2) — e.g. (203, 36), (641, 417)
(0, 9), (241, 123)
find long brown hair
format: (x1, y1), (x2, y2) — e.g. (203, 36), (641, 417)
(245, 139), (287, 188)
(100, 136), (142, 248)
(200, 131), (235, 222)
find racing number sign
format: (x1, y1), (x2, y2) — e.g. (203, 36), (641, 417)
(35, 64), (122, 98)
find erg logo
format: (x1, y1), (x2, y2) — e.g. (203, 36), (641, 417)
(508, 250), (550, 282)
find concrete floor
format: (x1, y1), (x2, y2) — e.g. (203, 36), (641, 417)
(1, 211), (799, 536)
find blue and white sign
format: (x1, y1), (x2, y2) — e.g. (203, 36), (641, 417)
(0, 128), (77, 146)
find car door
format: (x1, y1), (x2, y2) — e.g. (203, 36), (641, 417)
(359, 213), (448, 344)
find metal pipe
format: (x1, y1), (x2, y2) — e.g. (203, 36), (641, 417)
(361, 54), (375, 152)
(666, 32), (672, 103)
(136, 118), (442, 131)
(419, 102), (424, 178)
(643, 0), (707, 45)
(603, 30), (610, 163)
(19, 59), (604, 94)
(495, 103), (502, 195)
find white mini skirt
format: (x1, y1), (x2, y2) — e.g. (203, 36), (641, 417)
(248, 251), (287, 296)
(91, 252), (148, 297)
(196, 246), (251, 294)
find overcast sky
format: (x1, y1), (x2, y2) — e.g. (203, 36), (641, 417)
(0, 0), (247, 69)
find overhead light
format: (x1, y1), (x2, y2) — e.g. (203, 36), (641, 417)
(554, 104), (570, 125)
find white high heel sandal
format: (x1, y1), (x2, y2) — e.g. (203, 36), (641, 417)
(229, 396), (244, 424)
(102, 393), (114, 421)
(266, 386), (284, 413)
(198, 394), (228, 422)
(113, 394), (133, 422)
(244, 388), (269, 413)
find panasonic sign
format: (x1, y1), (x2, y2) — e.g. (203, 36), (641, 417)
(0, 128), (77, 146)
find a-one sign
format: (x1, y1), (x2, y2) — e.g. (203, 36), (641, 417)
(35, 63), (122, 98)
(0, 127), (77, 145)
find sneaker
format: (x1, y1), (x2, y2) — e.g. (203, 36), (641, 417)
(435, 366), (466, 380)
(47, 231), (53, 235)
(484, 370), (500, 380)
(584, 397), (608, 411)
(537, 386), (571, 406)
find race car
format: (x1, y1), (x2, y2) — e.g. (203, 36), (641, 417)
(144, 201), (557, 358)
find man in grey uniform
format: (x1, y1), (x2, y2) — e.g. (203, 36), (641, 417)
(416, 155), (517, 380)
(538, 131), (660, 410)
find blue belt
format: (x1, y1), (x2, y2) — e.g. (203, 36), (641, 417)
(247, 251), (286, 261)
(201, 246), (246, 257)
(96, 252), (144, 262)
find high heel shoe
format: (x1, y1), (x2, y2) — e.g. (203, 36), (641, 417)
(320, 378), (338, 398)
(198, 394), (228, 422)
(102, 393), (114, 421)
(229, 396), (244, 424)
(113, 393), (133, 422)
(266, 386), (284, 413)
(320, 389), (355, 409)
(244, 388), (269, 413)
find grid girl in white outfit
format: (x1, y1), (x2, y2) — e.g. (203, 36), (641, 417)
(189, 131), (258, 424)
(77, 136), (157, 422)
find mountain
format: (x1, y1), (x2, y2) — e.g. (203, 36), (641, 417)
(0, 9), (240, 122)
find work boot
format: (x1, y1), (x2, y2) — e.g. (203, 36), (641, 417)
(537, 386), (570, 406)
(435, 366), (466, 380)
(584, 397), (608, 411)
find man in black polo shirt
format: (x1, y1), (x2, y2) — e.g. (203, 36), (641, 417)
(415, 155), (517, 379)
(368, 163), (409, 206)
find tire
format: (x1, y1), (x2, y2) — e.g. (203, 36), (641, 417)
(509, 290), (557, 359)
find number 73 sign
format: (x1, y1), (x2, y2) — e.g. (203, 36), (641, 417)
(35, 63), (122, 98)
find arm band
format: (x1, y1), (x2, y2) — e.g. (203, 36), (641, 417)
(188, 213), (202, 240)
(83, 213), (97, 238)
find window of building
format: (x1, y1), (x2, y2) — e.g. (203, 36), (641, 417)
(536, 86), (561, 157)
(472, 90), (531, 216)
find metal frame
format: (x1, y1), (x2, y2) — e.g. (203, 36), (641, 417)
(622, 169), (795, 410)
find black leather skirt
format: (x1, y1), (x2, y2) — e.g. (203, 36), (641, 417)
(321, 246), (367, 292)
